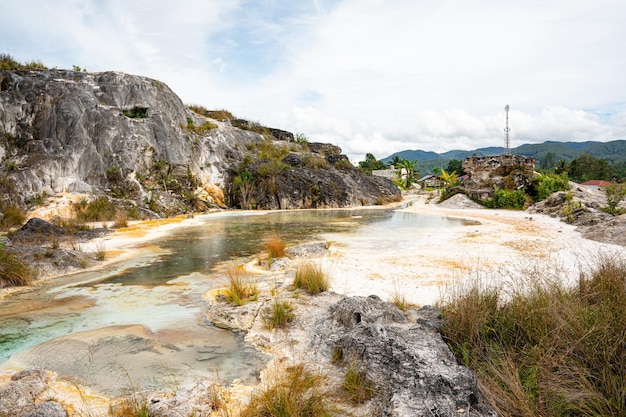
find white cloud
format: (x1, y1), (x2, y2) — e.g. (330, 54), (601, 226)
(1, 0), (625, 162)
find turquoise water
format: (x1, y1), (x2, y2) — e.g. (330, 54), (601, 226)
(0, 207), (464, 394)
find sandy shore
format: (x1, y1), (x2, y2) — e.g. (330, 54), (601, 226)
(317, 194), (626, 306)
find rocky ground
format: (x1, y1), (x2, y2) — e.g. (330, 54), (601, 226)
(1, 186), (626, 416)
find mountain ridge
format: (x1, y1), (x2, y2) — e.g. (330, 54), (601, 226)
(383, 140), (626, 164)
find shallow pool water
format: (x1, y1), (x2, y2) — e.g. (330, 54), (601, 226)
(0, 207), (465, 395)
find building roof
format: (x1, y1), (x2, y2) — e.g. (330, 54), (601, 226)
(580, 180), (614, 188)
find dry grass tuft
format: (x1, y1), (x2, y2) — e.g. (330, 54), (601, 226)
(342, 363), (375, 404)
(263, 298), (295, 330)
(439, 254), (626, 417)
(263, 233), (286, 260)
(113, 211), (129, 229)
(0, 245), (34, 287)
(294, 262), (329, 295)
(240, 364), (334, 417)
(224, 266), (258, 306)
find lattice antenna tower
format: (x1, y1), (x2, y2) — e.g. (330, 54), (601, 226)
(504, 104), (511, 155)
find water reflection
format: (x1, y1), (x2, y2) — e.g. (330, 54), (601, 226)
(0, 207), (466, 395)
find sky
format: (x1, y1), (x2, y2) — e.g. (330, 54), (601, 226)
(2, 0), (626, 162)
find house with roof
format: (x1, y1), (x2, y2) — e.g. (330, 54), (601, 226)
(580, 180), (614, 190)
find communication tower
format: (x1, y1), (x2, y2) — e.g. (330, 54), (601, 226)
(504, 105), (511, 155)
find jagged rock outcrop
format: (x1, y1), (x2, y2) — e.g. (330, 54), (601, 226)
(0, 369), (67, 417)
(247, 167), (401, 209)
(310, 295), (496, 416)
(0, 68), (399, 216)
(0, 69), (259, 212)
(462, 155), (536, 201)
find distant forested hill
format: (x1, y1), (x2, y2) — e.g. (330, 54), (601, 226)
(382, 140), (626, 173)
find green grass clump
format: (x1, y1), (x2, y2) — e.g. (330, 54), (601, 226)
(74, 196), (118, 222)
(263, 298), (295, 330)
(188, 105), (234, 121)
(223, 267), (258, 306)
(439, 254), (626, 417)
(342, 363), (375, 404)
(186, 117), (218, 133)
(294, 262), (329, 295)
(0, 245), (34, 287)
(240, 364), (334, 417)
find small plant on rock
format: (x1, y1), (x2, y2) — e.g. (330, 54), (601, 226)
(294, 262), (329, 295)
(602, 182), (626, 215)
(223, 267), (258, 306)
(342, 363), (375, 404)
(263, 298), (295, 330)
(239, 364), (334, 417)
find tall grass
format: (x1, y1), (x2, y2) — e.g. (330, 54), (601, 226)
(223, 267), (258, 306)
(0, 205), (25, 231)
(294, 262), (329, 295)
(439, 254), (626, 417)
(0, 245), (34, 287)
(263, 233), (286, 260)
(239, 364), (334, 417)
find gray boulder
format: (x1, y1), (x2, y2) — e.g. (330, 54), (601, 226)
(311, 296), (496, 417)
(0, 369), (67, 417)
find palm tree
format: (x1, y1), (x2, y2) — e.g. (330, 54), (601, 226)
(440, 169), (460, 188)
(395, 159), (418, 189)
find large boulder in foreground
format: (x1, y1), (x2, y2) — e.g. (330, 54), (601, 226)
(310, 295), (496, 416)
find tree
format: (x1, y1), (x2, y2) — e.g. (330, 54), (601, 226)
(233, 169), (254, 209)
(395, 159), (418, 189)
(603, 183), (626, 215)
(445, 159), (465, 176)
(390, 155), (403, 167)
(540, 152), (557, 170)
(440, 169), (460, 188)
(358, 153), (388, 173)
(568, 153), (614, 182)
(554, 159), (569, 175)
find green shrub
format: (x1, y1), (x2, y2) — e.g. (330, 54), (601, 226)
(301, 155), (331, 170)
(439, 255), (626, 417)
(484, 187), (528, 209)
(239, 364), (334, 417)
(535, 173), (570, 201)
(0, 53), (47, 70)
(122, 107), (148, 119)
(185, 117), (217, 133)
(294, 262), (329, 295)
(602, 182), (626, 215)
(74, 196), (117, 222)
(263, 298), (295, 330)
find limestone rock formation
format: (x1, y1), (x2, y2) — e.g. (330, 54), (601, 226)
(0, 369), (67, 417)
(462, 155), (536, 201)
(0, 68), (399, 216)
(310, 295), (497, 416)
